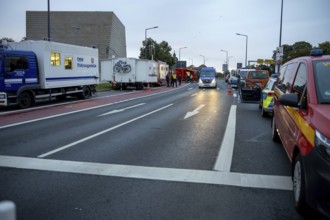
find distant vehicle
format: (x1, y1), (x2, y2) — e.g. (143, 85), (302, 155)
(198, 67), (217, 88)
(259, 77), (276, 117)
(237, 68), (255, 88)
(228, 74), (239, 88)
(0, 40), (99, 108)
(272, 49), (330, 218)
(101, 58), (168, 90)
(240, 70), (269, 102)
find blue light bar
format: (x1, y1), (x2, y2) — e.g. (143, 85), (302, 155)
(310, 49), (323, 56)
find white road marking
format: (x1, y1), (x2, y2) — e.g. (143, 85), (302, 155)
(184, 104), (205, 119)
(213, 105), (236, 172)
(98, 103), (145, 116)
(0, 155), (292, 191)
(0, 85), (190, 130)
(38, 104), (173, 158)
(191, 93), (197, 97)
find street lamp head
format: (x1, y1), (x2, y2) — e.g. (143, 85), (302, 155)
(153, 26), (159, 29)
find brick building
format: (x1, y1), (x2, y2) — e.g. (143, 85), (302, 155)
(26, 11), (126, 60)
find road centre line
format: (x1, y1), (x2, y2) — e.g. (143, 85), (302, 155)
(0, 85), (188, 129)
(38, 104), (173, 158)
(0, 155), (292, 191)
(98, 103), (146, 116)
(213, 105), (236, 172)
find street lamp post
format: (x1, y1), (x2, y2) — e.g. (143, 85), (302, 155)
(277, 0), (284, 74)
(47, 0), (50, 41)
(200, 54), (205, 65)
(236, 33), (248, 67)
(145, 26), (158, 59)
(220, 49), (228, 65)
(179, 47), (187, 61)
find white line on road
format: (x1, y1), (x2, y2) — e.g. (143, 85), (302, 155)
(213, 105), (236, 172)
(98, 103), (145, 116)
(38, 104), (173, 158)
(0, 155), (292, 191)
(184, 104), (205, 119)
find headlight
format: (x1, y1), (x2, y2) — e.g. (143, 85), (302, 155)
(199, 79), (202, 83)
(212, 79), (216, 84)
(315, 130), (330, 159)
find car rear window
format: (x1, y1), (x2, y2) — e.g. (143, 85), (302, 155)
(248, 71), (268, 79)
(313, 60), (330, 104)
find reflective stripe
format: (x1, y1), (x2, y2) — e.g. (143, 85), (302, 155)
(287, 107), (315, 147)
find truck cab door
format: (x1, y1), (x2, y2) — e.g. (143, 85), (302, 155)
(3, 53), (38, 92)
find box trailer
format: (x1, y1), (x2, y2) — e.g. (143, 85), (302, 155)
(101, 57), (161, 90)
(0, 40), (99, 108)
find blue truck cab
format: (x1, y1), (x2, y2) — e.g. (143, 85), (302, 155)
(0, 50), (40, 107)
(198, 67), (217, 88)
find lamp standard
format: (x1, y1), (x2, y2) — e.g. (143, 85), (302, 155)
(47, 0), (51, 41)
(277, 0), (284, 73)
(179, 47), (187, 61)
(200, 54), (205, 65)
(144, 26), (158, 59)
(236, 33), (248, 67)
(220, 49), (228, 65)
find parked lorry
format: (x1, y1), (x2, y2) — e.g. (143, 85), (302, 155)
(0, 40), (99, 108)
(101, 57), (167, 90)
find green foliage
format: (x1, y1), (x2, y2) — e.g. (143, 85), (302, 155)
(317, 41), (330, 54)
(273, 41), (329, 64)
(1, 37), (15, 42)
(139, 38), (176, 67)
(96, 82), (112, 91)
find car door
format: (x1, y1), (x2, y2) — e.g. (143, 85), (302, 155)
(281, 62), (307, 158)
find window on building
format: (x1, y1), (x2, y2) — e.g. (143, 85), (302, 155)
(50, 52), (61, 66)
(65, 57), (73, 69)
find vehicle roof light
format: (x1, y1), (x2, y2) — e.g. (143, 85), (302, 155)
(310, 49), (323, 56)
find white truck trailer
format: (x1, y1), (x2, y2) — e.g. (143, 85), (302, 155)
(101, 57), (163, 90)
(0, 40), (99, 108)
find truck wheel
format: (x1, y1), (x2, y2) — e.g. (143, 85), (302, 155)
(18, 92), (33, 109)
(80, 86), (91, 99)
(293, 154), (308, 214)
(271, 116), (280, 142)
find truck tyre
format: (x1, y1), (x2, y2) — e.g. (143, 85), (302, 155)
(18, 92), (33, 109)
(80, 86), (91, 99)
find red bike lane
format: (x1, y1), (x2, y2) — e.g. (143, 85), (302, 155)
(0, 86), (179, 127)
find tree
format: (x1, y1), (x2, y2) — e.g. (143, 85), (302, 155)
(1, 37), (15, 42)
(139, 38), (176, 67)
(317, 41), (330, 55)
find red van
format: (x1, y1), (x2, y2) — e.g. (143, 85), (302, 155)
(272, 49), (330, 218)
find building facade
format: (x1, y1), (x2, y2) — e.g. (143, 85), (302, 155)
(26, 11), (126, 60)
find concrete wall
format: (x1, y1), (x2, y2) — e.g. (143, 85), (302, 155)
(26, 11), (126, 60)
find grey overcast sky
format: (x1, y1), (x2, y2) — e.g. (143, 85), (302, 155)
(1, 0), (329, 71)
